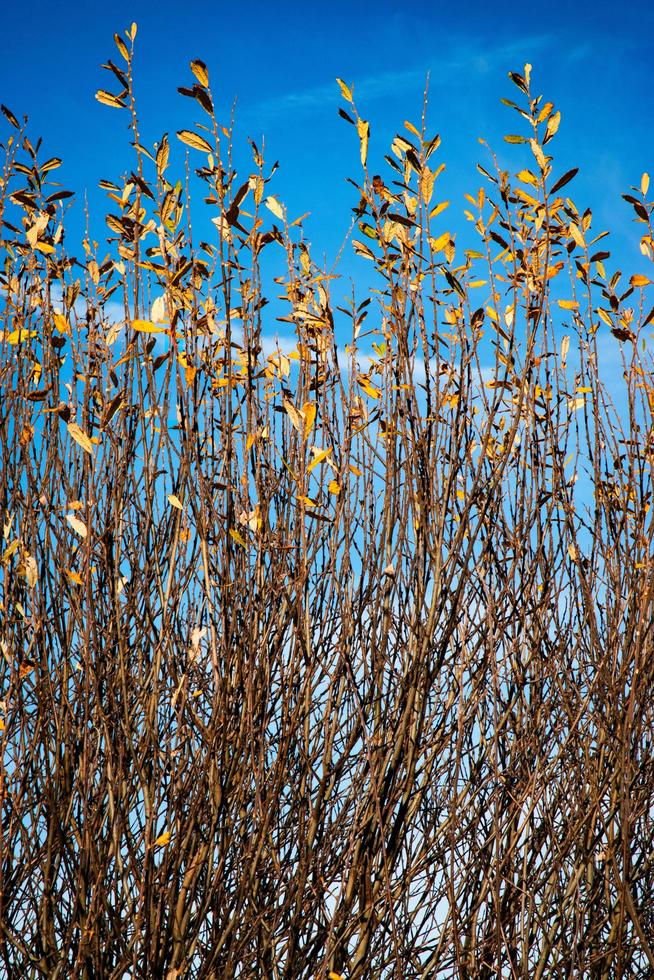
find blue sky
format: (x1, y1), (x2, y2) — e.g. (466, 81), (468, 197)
(2, 0), (652, 261)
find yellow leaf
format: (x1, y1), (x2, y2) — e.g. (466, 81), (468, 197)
(265, 196), (284, 221)
(296, 495), (316, 507)
(190, 59), (209, 87)
(95, 90), (126, 109)
(66, 569), (83, 585)
(558, 299), (579, 311)
(229, 529), (247, 548)
(335, 78), (353, 103)
(529, 139), (547, 170)
(357, 118), (370, 168)
(177, 130), (212, 154)
(308, 447), (332, 473)
(329, 973), (345, 980)
(154, 831), (171, 847)
(543, 110), (561, 143)
(34, 241), (55, 254)
(0, 717), (4, 732)
(302, 402), (317, 437)
(517, 169), (538, 187)
(641, 172), (650, 196)
(328, 480), (341, 495)
(168, 494), (183, 510)
(568, 543), (577, 561)
(358, 377), (381, 399)
(132, 319), (167, 334)
(420, 166), (435, 205)
(568, 223), (585, 248)
(53, 313), (71, 334)
(349, 464), (362, 476)
(5, 329), (38, 344)
(630, 274), (652, 287)
(429, 200), (449, 219)
(430, 230), (450, 253)
(67, 422), (95, 455)
(1, 540), (20, 564)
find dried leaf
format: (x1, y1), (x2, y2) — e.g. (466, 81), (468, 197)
(302, 402), (317, 438)
(67, 422), (95, 455)
(335, 78), (353, 103)
(229, 529), (247, 548)
(132, 319), (167, 334)
(95, 90), (126, 109)
(66, 514), (88, 538)
(357, 118), (370, 168)
(177, 130), (212, 154)
(265, 196), (284, 221)
(190, 59), (209, 88)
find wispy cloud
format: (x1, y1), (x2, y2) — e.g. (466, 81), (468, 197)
(244, 34), (553, 123)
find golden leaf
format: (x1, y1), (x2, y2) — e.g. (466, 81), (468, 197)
(335, 78), (353, 103)
(67, 422), (95, 455)
(568, 223), (585, 249)
(430, 230), (450, 253)
(357, 118), (370, 168)
(95, 90), (126, 109)
(308, 447), (332, 473)
(154, 831), (171, 847)
(229, 529), (247, 548)
(543, 110), (561, 144)
(5, 329), (38, 345)
(190, 59), (209, 88)
(328, 480), (341, 495)
(358, 378), (381, 399)
(641, 172), (650, 196)
(558, 299), (579, 311)
(302, 402), (317, 438)
(420, 166), (435, 205)
(429, 200), (449, 219)
(176, 130), (212, 154)
(265, 196), (284, 221)
(168, 494), (183, 510)
(132, 319), (167, 334)
(631, 274), (652, 287)
(2, 540), (20, 564)
(53, 313), (71, 334)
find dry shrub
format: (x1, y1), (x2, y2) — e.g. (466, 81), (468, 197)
(1, 32), (654, 978)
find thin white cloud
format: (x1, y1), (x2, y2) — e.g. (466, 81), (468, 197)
(245, 34), (553, 122)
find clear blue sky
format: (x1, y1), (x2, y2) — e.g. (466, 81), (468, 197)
(2, 0), (652, 285)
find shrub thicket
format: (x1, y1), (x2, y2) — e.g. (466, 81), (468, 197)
(1, 28), (654, 978)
